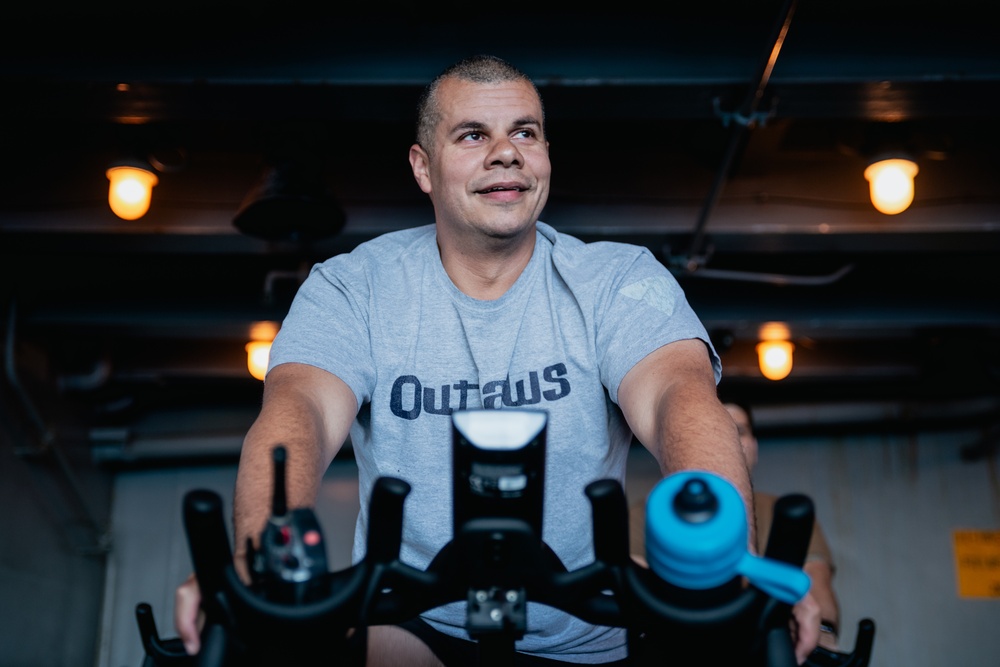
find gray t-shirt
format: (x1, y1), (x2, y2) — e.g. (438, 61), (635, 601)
(268, 221), (720, 663)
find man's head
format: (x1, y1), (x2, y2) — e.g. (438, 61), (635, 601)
(408, 55), (551, 247)
(724, 402), (759, 471)
(415, 55), (545, 155)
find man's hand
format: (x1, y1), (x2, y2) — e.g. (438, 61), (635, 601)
(790, 591), (821, 664)
(174, 572), (205, 655)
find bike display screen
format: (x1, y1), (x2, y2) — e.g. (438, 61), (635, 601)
(451, 409), (548, 538)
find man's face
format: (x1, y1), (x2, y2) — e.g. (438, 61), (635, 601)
(409, 77), (551, 244)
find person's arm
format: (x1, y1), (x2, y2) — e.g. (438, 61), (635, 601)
(617, 339), (755, 546)
(174, 362), (357, 654)
(804, 519), (841, 651)
(804, 559), (840, 651)
(617, 339), (821, 664)
(231, 362), (357, 573)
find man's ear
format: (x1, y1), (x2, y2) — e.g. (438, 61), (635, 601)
(409, 144), (433, 195)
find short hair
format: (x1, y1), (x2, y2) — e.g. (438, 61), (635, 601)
(415, 54), (544, 153)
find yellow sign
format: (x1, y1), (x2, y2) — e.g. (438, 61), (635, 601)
(953, 530), (1000, 598)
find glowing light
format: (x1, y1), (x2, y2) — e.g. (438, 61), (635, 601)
(245, 340), (272, 381)
(756, 340), (794, 381)
(756, 322), (793, 381)
(864, 157), (918, 215)
(106, 165), (158, 220)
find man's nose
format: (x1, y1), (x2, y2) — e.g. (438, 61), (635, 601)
(486, 138), (522, 168)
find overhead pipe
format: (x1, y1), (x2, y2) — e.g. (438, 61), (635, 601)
(675, 0), (797, 272)
(663, 0), (856, 287)
(689, 263), (855, 287)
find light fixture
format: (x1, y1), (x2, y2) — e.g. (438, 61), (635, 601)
(232, 123), (345, 243)
(245, 321), (279, 381)
(864, 155), (919, 215)
(245, 341), (272, 381)
(106, 160), (158, 220)
(756, 322), (794, 381)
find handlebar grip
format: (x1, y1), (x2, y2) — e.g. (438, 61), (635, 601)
(585, 479), (630, 565)
(183, 490), (233, 616)
(766, 625), (798, 667)
(135, 602), (191, 664)
(365, 477), (411, 563)
(194, 624), (229, 667)
(846, 618), (876, 667)
(763, 493), (814, 566)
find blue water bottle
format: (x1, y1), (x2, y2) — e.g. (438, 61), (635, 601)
(644, 470), (810, 605)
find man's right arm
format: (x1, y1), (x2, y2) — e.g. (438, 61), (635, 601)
(231, 362), (358, 572)
(175, 361), (357, 654)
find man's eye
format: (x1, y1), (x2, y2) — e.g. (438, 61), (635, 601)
(514, 129), (535, 139)
(461, 132), (483, 142)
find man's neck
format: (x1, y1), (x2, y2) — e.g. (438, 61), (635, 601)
(437, 229), (536, 300)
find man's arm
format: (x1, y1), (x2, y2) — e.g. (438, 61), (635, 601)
(617, 338), (755, 545)
(617, 339), (822, 663)
(175, 362), (357, 654)
(232, 362), (358, 573)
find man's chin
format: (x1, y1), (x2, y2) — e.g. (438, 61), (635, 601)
(484, 227), (524, 240)
(482, 220), (537, 242)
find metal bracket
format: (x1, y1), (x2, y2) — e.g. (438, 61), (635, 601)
(467, 586), (527, 638)
(713, 96), (777, 129)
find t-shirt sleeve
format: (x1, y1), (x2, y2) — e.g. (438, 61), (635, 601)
(595, 247), (721, 403)
(266, 257), (375, 410)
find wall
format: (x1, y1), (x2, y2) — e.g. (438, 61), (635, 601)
(0, 400), (112, 667)
(751, 427), (1000, 665)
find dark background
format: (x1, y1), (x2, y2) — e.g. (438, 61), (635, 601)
(1, 2), (999, 664)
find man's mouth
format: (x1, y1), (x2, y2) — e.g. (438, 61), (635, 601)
(476, 184), (527, 194)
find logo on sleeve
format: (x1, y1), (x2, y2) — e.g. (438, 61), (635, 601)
(619, 276), (678, 315)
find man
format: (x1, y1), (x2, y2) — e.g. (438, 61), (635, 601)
(175, 54), (819, 665)
(630, 401), (839, 653)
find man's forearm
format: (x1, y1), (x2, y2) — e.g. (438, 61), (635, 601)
(231, 419), (329, 579)
(654, 397), (756, 548)
(618, 340), (756, 548)
(230, 364), (356, 576)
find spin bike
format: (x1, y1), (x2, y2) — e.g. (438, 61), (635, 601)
(136, 409), (875, 666)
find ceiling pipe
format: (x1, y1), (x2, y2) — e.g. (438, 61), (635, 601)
(57, 357), (113, 392)
(686, 263), (855, 287)
(666, 0), (836, 287)
(679, 0), (797, 271)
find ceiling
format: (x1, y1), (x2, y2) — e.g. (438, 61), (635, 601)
(1, 1), (999, 463)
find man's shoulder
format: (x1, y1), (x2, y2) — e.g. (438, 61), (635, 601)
(326, 224), (436, 266)
(357, 224), (436, 251)
(537, 221), (652, 263)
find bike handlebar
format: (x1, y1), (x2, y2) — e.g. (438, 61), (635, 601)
(136, 456), (875, 667)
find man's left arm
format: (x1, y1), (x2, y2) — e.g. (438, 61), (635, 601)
(617, 338), (755, 544)
(617, 338), (820, 663)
